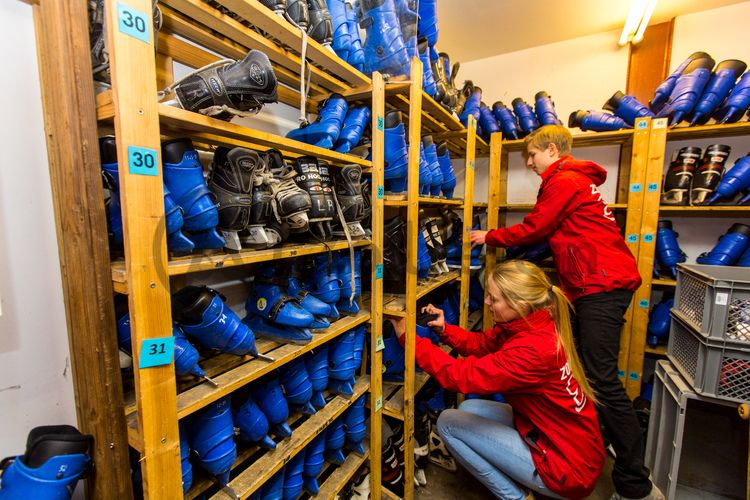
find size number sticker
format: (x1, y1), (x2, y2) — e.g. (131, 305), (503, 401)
(630, 183), (642, 193)
(643, 233), (654, 243)
(377, 185), (384, 199)
(375, 335), (385, 351)
(618, 369), (625, 378)
(627, 234), (638, 243)
(647, 183), (659, 192)
(629, 371), (640, 381)
(128, 146), (158, 176)
(118, 3), (151, 43)
(374, 396), (383, 411)
(639, 299), (650, 308)
(375, 264), (383, 279)
(139, 336), (174, 369)
(715, 292), (729, 305)
(637, 121), (649, 130)
(653, 118), (667, 129)
(469, 160), (475, 170)
(377, 116), (384, 131)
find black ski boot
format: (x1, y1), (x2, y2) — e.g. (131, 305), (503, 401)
(333, 164), (366, 239)
(660, 146), (702, 206)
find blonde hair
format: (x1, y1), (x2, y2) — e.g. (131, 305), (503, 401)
(489, 260), (596, 402)
(524, 124), (573, 156)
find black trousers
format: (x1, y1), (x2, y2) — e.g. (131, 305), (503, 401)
(573, 290), (651, 498)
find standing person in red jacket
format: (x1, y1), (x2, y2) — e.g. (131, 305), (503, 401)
(470, 125), (662, 500)
(390, 260), (604, 499)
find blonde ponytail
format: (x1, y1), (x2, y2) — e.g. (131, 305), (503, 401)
(489, 260), (596, 402)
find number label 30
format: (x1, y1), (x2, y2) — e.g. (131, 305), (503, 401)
(139, 337), (174, 369)
(118, 3), (151, 44)
(128, 146), (159, 176)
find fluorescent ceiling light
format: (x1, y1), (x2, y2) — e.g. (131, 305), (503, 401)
(619, 0), (658, 46)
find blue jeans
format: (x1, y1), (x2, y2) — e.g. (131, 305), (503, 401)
(437, 399), (563, 500)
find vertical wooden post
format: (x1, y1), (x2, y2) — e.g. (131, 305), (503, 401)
(458, 117), (477, 330)
(368, 71), (385, 499)
(483, 133), (503, 331)
(402, 56), (423, 500)
(626, 118), (667, 398)
(104, 0), (182, 496)
(31, 1), (132, 497)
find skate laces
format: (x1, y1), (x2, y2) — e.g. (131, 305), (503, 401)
(331, 185), (356, 306)
(284, 11), (312, 126)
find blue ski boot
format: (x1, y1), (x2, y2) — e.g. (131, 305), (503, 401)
(345, 0), (365, 71)
(657, 55), (715, 125)
(647, 298), (674, 347)
(418, 142), (433, 196)
(233, 393), (277, 449)
(283, 453), (305, 500)
(328, 329), (358, 395)
(697, 223), (750, 266)
(261, 469), (285, 500)
(287, 262), (334, 320)
(179, 424), (193, 493)
(478, 104), (500, 141)
(393, 0), (418, 74)
(492, 101), (521, 140)
(709, 154), (750, 204)
(0, 425), (92, 500)
(303, 431), (327, 494)
(655, 220), (686, 278)
(738, 245), (750, 267)
(650, 51), (712, 113)
(306, 345), (330, 409)
(187, 398), (236, 485)
(568, 110), (630, 132)
(242, 314), (313, 344)
(382, 321), (405, 382)
(334, 106), (371, 153)
(416, 311), (440, 344)
(436, 142), (457, 198)
(287, 94), (348, 149)
(534, 91), (563, 126)
(172, 286), (261, 357)
(602, 91), (654, 126)
(459, 85), (481, 128)
(417, 228), (433, 279)
(162, 138), (225, 249)
(661, 146), (702, 206)
(690, 60), (747, 125)
(324, 418), (347, 465)
(416, 0), (438, 47)
(343, 395), (367, 455)
(512, 98), (539, 136)
(360, 0), (409, 76)
(383, 110), (409, 193)
(691, 144), (731, 205)
(716, 70), (750, 123)
(327, 0), (351, 62)
(252, 377), (293, 438)
(418, 37), (437, 98)
(336, 250), (362, 314)
(280, 358), (317, 415)
(422, 136), (444, 197)
(245, 282), (315, 328)
(99, 136), (194, 253)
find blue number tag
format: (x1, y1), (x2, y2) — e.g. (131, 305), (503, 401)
(377, 116), (384, 131)
(128, 146), (158, 176)
(118, 3), (151, 43)
(629, 371), (640, 381)
(374, 396), (383, 411)
(618, 369), (625, 378)
(637, 121), (649, 130)
(375, 264), (383, 279)
(630, 183), (642, 193)
(647, 183), (659, 192)
(639, 299), (650, 308)
(627, 234), (638, 243)
(643, 233), (654, 243)
(469, 160), (475, 170)
(139, 336), (174, 369)
(377, 185), (384, 199)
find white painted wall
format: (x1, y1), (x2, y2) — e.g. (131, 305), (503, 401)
(0, 0), (78, 462)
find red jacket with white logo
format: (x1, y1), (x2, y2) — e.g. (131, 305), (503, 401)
(485, 155), (641, 302)
(415, 310), (604, 499)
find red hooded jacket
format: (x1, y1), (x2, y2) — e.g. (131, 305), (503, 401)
(414, 310), (605, 499)
(485, 155), (641, 302)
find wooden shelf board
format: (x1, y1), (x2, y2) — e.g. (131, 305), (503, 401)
(644, 345), (667, 356)
(383, 271), (460, 317)
(123, 311), (370, 422)
(382, 371), (431, 421)
(652, 278), (677, 287)
(209, 377), (371, 499)
(383, 195), (464, 207)
(111, 239), (371, 286)
(666, 121), (750, 141)
(315, 443), (370, 499)
(658, 206), (750, 216)
(382, 486), (402, 500)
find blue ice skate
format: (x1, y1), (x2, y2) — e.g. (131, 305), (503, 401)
(352, 324), (367, 368)
(416, 311), (440, 344)
(343, 396), (367, 455)
(287, 94), (348, 149)
(568, 110), (630, 132)
(436, 142), (457, 198)
(708, 155), (750, 204)
(303, 431), (327, 494)
(534, 91), (563, 126)
(252, 377), (293, 438)
(690, 60), (747, 125)
(647, 298), (673, 347)
(657, 56), (715, 125)
(261, 469), (285, 500)
(717, 70), (750, 123)
(328, 330), (358, 396)
(283, 453), (305, 500)
(187, 398), (237, 485)
(324, 418), (347, 464)
(418, 142), (433, 196)
(242, 315), (313, 345)
(360, 0), (409, 76)
(492, 101), (520, 140)
(233, 393), (277, 449)
(459, 86), (481, 128)
(512, 98), (539, 136)
(179, 424), (193, 493)
(417, 0), (438, 46)
(306, 345), (330, 409)
(423, 136), (444, 197)
(697, 223), (750, 266)
(280, 358), (317, 415)
(655, 222), (687, 277)
(245, 282), (315, 327)
(382, 322), (405, 382)
(334, 106), (371, 153)
(418, 37), (437, 98)
(602, 91), (654, 126)
(336, 250), (362, 314)
(383, 110), (409, 193)
(345, 0), (365, 71)
(651, 51), (712, 113)
(327, 0), (352, 62)
(311, 254), (343, 306)
(478, 104), (500, 140)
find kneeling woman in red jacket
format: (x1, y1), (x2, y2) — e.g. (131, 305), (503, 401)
(390, 260), (604, 499)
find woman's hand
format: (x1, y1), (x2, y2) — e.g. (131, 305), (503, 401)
(388, 317), (407, 343)
(421, 304), (446, 335)
(470, 230), (488, 247)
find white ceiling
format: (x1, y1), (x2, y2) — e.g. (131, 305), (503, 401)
(435, 0), (749, 63)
